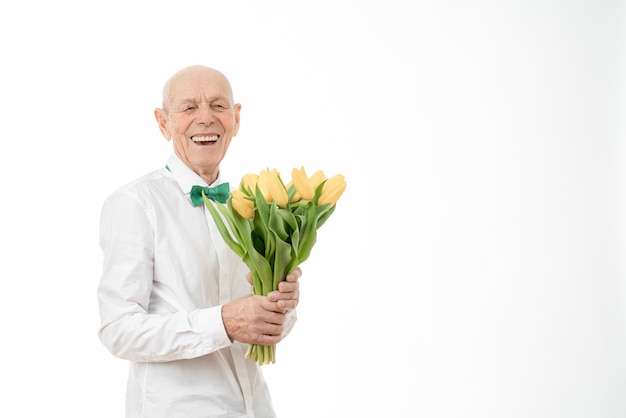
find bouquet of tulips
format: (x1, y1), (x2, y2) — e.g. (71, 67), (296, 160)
(203, 166), (346, 365)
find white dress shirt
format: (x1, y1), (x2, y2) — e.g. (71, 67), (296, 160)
(97, 153), (295, 418)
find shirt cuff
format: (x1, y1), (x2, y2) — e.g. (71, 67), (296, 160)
(195, 305), (232, 349)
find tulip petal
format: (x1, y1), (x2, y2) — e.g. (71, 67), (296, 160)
(292, 167), (315, 200)
(318, 174), (346, 206)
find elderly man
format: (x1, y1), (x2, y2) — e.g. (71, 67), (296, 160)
(97, 65), (301, 418)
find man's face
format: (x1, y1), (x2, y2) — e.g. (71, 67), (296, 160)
(156, 68), (241, 181)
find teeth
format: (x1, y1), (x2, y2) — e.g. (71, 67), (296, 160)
(191, 135), (218, 142)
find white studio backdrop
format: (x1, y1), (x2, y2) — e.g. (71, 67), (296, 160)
(0, 1), (625, 417)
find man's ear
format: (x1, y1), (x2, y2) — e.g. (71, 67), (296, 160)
(233, 103), (242, 136)
(154, 108), (171, 141)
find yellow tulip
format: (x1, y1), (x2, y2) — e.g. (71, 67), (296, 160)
(231, 189), (254, 219)
(269, 169), (289, 207)
(309, 170), (326, 188)
(318, 174), (346, 206)
(291, 166), (315, 200)
(257, 170), (274, 202)
(258, 169), (289, 207)
(240, 173), (258, 195)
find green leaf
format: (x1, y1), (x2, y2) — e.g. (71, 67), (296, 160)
(221, 200), (249, 243)
(296, 204), (320, 264)
(315, 203), (336, 229)
(253, 186), (276, 260)
(277, 208), (300, 261)
(254, 186), (271, 225)
(312, 180), (326, 204)
(243, 251), (273, 295)
(251, 230), (266, 256)
(228, 210), (273, 295)
(268, 205), (289, 242)
(297, 229), (318, 264)
(272, 236), (293, 290)
(203, 197), (245, 258)
(287, 183), (297, 201)
(253, 209), (268, 245)
(277, 206), (298, 232)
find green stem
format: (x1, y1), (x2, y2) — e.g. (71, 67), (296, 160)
(244, 343), (277, 365)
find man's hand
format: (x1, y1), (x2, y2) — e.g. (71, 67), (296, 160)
(221, 295), (287, 345)
(223, 267), (302, 345)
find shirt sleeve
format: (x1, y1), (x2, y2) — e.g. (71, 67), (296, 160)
(282, 310), (297, 338)
(97, 190), (232, 362)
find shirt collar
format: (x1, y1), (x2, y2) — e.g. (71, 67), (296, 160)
(165, 153), (225, 197)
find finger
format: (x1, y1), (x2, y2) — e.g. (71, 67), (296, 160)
(276, 299), (297, 312)
(265, 282), (297, 301)
(286, 267), (302, 282)
(262, 298), (292, 314)
(267, 287), (299, 302)
(248, 322), (284, 341)
(278, 280), (299, 293)
(266, 290), (291, 302)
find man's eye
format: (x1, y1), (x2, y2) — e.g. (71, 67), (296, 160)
(183, 105), (197, 112)
(212, 104), (227, 111)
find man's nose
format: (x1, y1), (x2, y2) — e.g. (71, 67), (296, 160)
(197, 103), (216, 124)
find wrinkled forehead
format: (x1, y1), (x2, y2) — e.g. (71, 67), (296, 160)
(164, 68), (234, 108)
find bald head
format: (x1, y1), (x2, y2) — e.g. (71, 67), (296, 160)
(161, 65), (235, 111)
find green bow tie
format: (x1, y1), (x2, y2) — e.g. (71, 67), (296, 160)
(189, 183), (230, 206)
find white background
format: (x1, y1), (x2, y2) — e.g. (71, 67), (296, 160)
(1, 1), (625, 417)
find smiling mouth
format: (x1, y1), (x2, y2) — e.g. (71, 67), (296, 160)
(191, 135), (218, 144)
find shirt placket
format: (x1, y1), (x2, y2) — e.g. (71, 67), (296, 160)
(204, 206), (256, 418)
